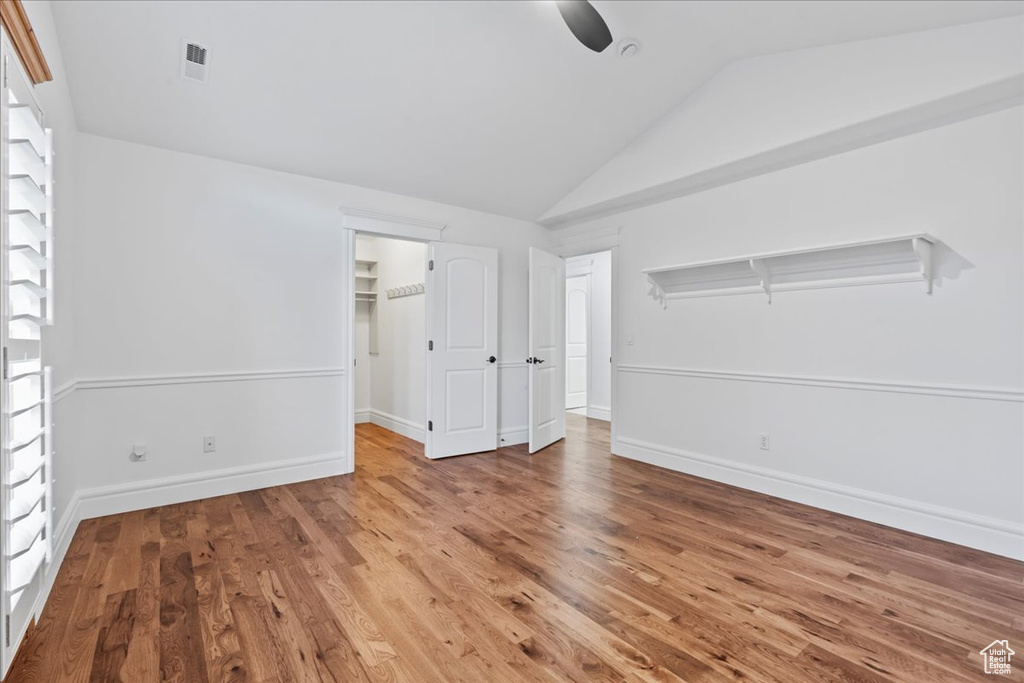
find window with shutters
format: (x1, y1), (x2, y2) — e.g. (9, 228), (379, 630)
(1, 37), (54, 668)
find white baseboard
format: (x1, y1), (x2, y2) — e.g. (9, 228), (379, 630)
(354, 409), (371, 424)
(76, 452), (346, 521)
(499, 427), (528, 447)
(369, 409), (425, 443)
(586, 405), (611, 422)
(35, 492), (82, 621)
(615, 435), (1024, 561)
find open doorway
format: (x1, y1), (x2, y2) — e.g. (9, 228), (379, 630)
(564, 251), (612, 423)
(353, 234), (429, 459)
(346, 224), (500, 469)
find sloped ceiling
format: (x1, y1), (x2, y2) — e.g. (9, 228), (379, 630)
(50, 0), (1024, 220)
(542, 15), (1024, 228)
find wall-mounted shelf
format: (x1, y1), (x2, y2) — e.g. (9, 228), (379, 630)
(643, 234), (936, 306)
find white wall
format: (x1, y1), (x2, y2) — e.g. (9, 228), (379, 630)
(566, 106), (1024, 559)
(368, 236), (427, 441)
(69, 133), (548, 518)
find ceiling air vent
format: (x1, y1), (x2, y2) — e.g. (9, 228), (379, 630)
(181, 41), (210, 83)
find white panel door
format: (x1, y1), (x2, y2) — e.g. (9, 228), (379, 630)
(426, 242), (498, 459)
(528, 248), (565, 454)
(565, 275), (589, 409)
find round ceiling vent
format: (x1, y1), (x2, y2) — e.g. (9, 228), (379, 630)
(617, 39), (640, 58)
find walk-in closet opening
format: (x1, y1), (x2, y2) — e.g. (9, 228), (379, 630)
(353, 234), (429, 462)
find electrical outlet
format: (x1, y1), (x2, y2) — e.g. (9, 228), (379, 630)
(129, 444), (147, 462)
(203, 435), (216, 453)
(759, 433), (770, 451)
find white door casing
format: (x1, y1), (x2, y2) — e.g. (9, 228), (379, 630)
(528, 247), (566, 454)
(565, 275), (589, 409)
(426, 242), (499, 459)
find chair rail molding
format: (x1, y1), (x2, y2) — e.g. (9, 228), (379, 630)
(74, 367), (345, 390)
(617, 364), (1024, 403)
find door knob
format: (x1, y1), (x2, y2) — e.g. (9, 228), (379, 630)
(486, 356), (496, 364)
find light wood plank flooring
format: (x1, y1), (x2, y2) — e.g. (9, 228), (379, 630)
(6, 415), (1023, 681)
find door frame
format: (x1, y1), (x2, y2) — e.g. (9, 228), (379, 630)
(564, 263), (592, 411)
(340, 209), (446, 472)
(553, 238), (619, 453)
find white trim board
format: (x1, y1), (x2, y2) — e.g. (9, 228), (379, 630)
(586, 405), (611, 422)
(75, 368), (345, 390)
(53, 380), (77, 403)
(552, 225), (621, 257)
(368, 409), (425, 443)
(618, 364), (1024, 403)
(340, 208), (446, 242)
(499, 427), (529, 447)
(615, 436), (1024, 560)
(75, 452), (346, 521)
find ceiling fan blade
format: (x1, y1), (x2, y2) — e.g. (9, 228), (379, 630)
(555, 1), (613, 53)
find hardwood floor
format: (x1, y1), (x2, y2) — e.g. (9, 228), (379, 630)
(7, 414), (1023, 681)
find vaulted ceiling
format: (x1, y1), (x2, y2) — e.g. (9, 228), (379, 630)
(52, 0), (1024, 220)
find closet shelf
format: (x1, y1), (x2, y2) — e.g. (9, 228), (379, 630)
(643, 234), (936, 306)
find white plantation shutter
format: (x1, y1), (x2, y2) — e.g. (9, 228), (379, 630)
(1, 39), (55, 670)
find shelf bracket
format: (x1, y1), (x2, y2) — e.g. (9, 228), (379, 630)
(750, 258), (772, 304)
(913, 237), (933, 295)
(646, 276), (667, 309)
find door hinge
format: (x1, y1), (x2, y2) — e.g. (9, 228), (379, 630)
(353, 358), (357, 366)
(428, 421), (433, 432)
(428, 340), (433, 351)
(428, 260), (434, 271)
(2, 346), (8, 380)
(5, 614), (9, 647)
